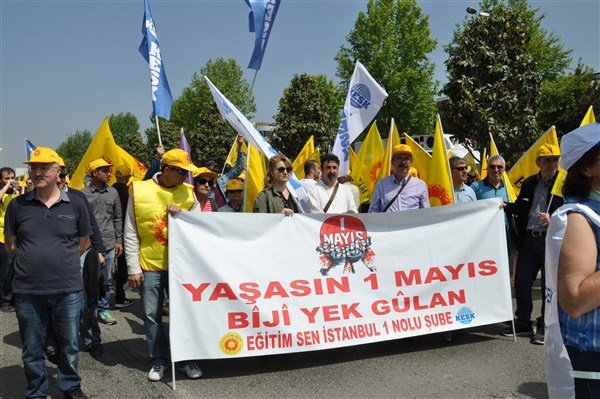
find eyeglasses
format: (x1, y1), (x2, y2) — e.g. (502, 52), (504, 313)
(452, 166), (468, 171)
(195, 177), (213, 186)
(276, 166), (293, 174)
(488, 164), (504, 170)
(168, 165), (188, 176)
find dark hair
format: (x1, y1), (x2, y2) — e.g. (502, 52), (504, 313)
(206, 160), (219, 173)
(321, 153), (340, 165)
(303, 159), (319, 176)
(563, 146), (600, 199)
(264, 154), (292, 188)
(0, 167), (15, 177)
(449, 156), (465, 168)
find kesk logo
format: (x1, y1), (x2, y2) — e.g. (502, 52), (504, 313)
(455, 307), (475, 325)
(350, 84), (371, 109)
(219, 332), (244, 355)
(316, 215), (376, 276)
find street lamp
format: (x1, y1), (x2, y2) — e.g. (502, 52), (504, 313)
(466, 7), (490, 17)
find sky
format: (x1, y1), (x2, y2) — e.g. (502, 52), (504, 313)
(1, 0), (599, 168)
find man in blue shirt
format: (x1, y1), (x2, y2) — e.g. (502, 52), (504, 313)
(450, 156), (477, 203)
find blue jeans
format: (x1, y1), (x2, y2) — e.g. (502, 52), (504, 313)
(14, 291), (83, 398)
(97, 248), (115, 313)
(141, 271), (169, 366)
(79, 249), (100, 348)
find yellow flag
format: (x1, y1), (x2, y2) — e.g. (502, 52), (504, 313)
(489, 133), (517, 202)
(380, 118), (402, 180)
(507, 126), (559, 195)
(349, 147), (359, 174)
(581, 105), (596, 126)
(244, 144), (266, 213)
(464, 152), (480, 181)
(480, 148), (488, 180)
(69, 117), (147, 189)
(291, 136), (315, 180)
(426, 115), (454, 206)
(224, 136), (249, 168)
(404, 133), (431, 183)
(550, 106), (596, 198)
(354, 123), (384, 204)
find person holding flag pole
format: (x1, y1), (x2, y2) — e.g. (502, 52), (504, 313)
(139, 0), (173, 147)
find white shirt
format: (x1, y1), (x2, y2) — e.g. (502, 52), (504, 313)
(300, 178), (317, 191)
(304, 180), (358, 213)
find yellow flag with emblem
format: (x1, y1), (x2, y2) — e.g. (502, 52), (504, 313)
(464, 152), (480, 181)
(244, 144), (266, 213)
(551, 106), (597, 197)
(507, 126), (559, 196)
(69, 117), (147, 189)
(291, 136), (315, 180)
(354, 122), (384, 204)
(404, 133), (431, 183)
(426, 116), (454, 206)
(224, 136), (249, 168)
(380, 118), (402, 180)
(489, 133), (517, 202)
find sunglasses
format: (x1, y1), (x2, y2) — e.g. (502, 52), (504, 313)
(195, 177), (214, 186)
(97, 167), (111, 174)
(452, 166), (468, 171)
(276, 166), (293, 173)
(168, 166), (189, 176)
(488, 164), (504, 170)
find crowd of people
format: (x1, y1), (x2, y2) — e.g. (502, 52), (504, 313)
(1, 124), (599, 398)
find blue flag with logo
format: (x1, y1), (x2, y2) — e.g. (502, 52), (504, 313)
(25, 139), (36, 161)
(139, 0), (173, 120)
(244, 0), (281, 70)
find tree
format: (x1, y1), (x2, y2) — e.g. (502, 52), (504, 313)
(538, 63), (600, 136)
(271, 74), (344, 159)
(148, 57), (256, 166)
(56, 130), (92, 172)
(109, 112), (149, 166)
(443, 1), (543, 164)
(144, 116), (183, 162)
(335, 0), (438, 137)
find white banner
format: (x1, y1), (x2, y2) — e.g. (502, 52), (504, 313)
(332, 61), (388, 176)
(169, 198), (512, 361)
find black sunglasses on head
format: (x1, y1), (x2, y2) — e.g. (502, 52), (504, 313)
(276, 166), (293, 173)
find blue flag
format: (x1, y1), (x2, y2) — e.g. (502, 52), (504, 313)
(139, 0), (173, 120)
(25, 139), (36, 162)
(244, 0), (281, 70)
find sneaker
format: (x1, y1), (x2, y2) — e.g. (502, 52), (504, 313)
(500, 320), (533, 337)
(0, 302), (15, 312)
(87, 343), (103, 358)
(115, 298), (133, 309)
(98, 310), (117, 325)
(63, 388), (88, 399)
(180, 362), (203, 379)
(45, 345), (58, 365)
(148, 365), (166, 382)
(531, 323), (545, 345)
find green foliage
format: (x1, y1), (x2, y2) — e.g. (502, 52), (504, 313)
(443, 2), (543, 164)
(109, 112), (149, 166)
(539, 63), (600, 136)
(335, 0), (438, 137)
(148, 57), (256, 167)
(144, 116), (183, 160)
(271, 74), (344, 159)
(56, 130), (92, 172)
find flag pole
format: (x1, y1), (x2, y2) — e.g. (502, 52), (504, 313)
(249, 70), (259, 94)
(155, 115), (163, 147)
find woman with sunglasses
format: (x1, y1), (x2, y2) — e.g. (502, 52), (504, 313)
(253, 155), (301, 216)
(192, 167), (219, 212)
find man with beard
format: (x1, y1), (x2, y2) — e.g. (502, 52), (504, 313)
(369, 144), (430, 212)
(304, 154), (357, 213)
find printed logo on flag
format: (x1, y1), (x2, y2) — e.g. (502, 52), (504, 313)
(219, 332), (244, 355)
(455, 307), (475, 325)
(216, 93), (233, 114)
(350, 84), (371, 109)
(316, 215), (376, 276)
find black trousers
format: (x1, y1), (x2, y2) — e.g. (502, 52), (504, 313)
(514, 233), (546, 325)
(567, 346), (600, 399)
(115, 252), (128, 303)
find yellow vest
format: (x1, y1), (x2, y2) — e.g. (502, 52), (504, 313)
(132, 179), (194, 272)
(0, 193), (18, 244)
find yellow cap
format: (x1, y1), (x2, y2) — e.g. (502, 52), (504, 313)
(24, 147), (62, 165)
(193, 166), (218, 179)
(393, 144), (413, 157)
(226, 179), (243, 191)
(57, 157), (66, 168)
(161, 149), (197, 172)
(87, 158), (113, 173)
(537, 144), (560, 158)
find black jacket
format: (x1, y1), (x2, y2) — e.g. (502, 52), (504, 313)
(506, 172), (564, 247)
